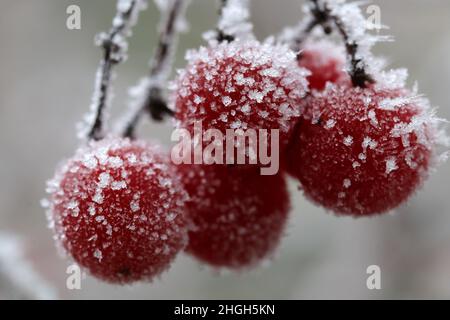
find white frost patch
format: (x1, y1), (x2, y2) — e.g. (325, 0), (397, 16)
(386, 157), (399, 174)
(343, 179), (351, 188)
(222, 96), (232, 106)
(93, 249), (103, 261)
(108, 156), (123, 168)
(362, 137), (378, 150)
(216, 0), (254, 41)
(241, 104), (251, 114)
(66, 200), (79, 210)
(343, 135), (354, 146)
(378, 95), (422, 111)
(166, 212), (177, 222)
(93, 192), (104, 204)
(111, 180), (127, 190)
(98, 172), (111, 188)
(325, 119), (336, 129)
(353, 161), (361, 169)
(368, 109), (378, 127)
(130, 199), (140, 212)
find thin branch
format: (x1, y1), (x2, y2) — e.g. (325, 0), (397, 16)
(121, 0), (188, 139)
(215, 0), (253, 42)
(86, 0), (145, 141)
(216, 0), (235, 42)
(0, 233), (57, 299)
(295, 0), (375, 88)
(331, 9), (375, 88)
(291, 1), (332, 53)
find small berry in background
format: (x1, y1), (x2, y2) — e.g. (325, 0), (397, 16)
(176, 164), (290, 269)
(298, 40), (351, 91)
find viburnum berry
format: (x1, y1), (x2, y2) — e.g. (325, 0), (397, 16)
(298, 40), (350, 91)
(176, 164), (290, 269)
(171, 40), (309, 164)
(286, 85), (438, 216)
(45, 138), (188, 283)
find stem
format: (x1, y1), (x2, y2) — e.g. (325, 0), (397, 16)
(87, 0), (145, 141)
(332, 11), (375, 88)
(297, 0), (375, 88)
(0, 233), (57, 299)
(216, 0), (235, 42)
(292, 1), (332, 54)
(122, 0), (187, 139)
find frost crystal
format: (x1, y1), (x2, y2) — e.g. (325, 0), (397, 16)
(385, 157), (398, 174)
(343, 135), (353, 146)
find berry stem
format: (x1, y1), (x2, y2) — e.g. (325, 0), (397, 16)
(329, 6), (375, 88)
(216, 0), (235, 42)
(121, 0), (188, 139)
(292, 1), (332, 53)
(87, 0), (145, 141)
(215, 0), (252, 42)
(297, 0), (375, 88)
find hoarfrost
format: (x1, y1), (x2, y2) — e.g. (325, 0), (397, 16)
(343, 179), (351, 188)
(93, 249), (103, 261)
(216, 0), (254, 41)
(343, 135), (353, 146)
(325, 119), (336, 129)
(79, 0), (147, 140)
(385, 157), (399, 174)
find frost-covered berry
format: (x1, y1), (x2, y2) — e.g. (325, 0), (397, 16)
(177, 164), (290, 269)
(298, 40), (350, 91)
(172, 40), (309, 163)
(45, 138), (187, 283)
(287, 85), (438, 216)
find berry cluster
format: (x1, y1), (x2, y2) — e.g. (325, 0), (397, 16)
(44, 0), (447, 284)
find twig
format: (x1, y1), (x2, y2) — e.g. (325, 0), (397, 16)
(121, 0), (188, 139)
(331, 6), (375, 88)
(85, 0), (146, 141)
(215, 0), (253, 42)
(0, 232), (57, 299)
(291, 1), (332, 53)
(295, 0), (375, 88)
(216, 0), (235, 42)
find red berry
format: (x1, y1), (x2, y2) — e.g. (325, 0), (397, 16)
(46, 138), (187, 283)
(176, 164), (290, 269)
(172, 40), (309, 163)
(298, 40), (350, 91)
(287, 85), (437, 216)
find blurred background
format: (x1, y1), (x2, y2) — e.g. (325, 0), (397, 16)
(0, 0), (450, 299)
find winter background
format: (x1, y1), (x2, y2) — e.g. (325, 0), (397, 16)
(1, 0), (450, 299)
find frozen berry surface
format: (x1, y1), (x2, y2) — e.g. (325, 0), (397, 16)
(177, 164), (290, 269)
(287, 85), (437, 216)
(46, 138), (187, 283)
(299, 40), (350, 91)
(172, 40), (309, 163)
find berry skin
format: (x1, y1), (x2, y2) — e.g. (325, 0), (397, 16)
(176, 164), (290, 269)
(287, 85), (437, 216)
(172, 40), (309, 164)
(46, 138), (187, 283)
(298, 40), (350, 91)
